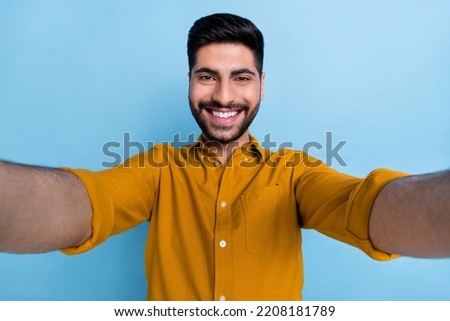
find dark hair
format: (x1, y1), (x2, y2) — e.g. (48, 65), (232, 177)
(187, 13), (264, 75)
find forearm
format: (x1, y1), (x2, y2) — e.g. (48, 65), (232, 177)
(369, 170), (450, 258)
(0, 161), (92, 253)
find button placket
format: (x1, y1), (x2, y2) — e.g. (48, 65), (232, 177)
(213, 165), (233, 301)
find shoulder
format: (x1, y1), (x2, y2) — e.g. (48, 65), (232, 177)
(261, 147), (325, 170)
(127, 143), (198, 169)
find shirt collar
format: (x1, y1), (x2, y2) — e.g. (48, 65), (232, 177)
(189, 134), (264, 162)
(243, 134), (264, 161)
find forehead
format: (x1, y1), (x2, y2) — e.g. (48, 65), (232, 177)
(193, 43), (257, 72)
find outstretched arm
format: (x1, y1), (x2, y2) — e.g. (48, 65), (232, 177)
(0, 161), (92, 253)
(369, 170), (450, 258)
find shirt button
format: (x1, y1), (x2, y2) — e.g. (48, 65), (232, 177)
(219, 295), (226, 301)
(219, 240), (227, 248)
(214, 160), (221, 167)
(220, 201), (227, 208)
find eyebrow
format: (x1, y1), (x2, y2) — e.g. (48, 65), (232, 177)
(194, 67), (219, 76)
(231, 68), (257, 77)
(194, 67), (257, 77)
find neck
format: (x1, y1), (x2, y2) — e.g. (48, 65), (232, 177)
(202, 131), (250, 165)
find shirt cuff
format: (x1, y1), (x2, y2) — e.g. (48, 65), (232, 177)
(59, 167), (114, 255)
(345, 168), (410, 260)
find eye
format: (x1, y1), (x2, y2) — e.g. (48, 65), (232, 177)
(199, 75), (215, 82)
(234, 75), (252, 83)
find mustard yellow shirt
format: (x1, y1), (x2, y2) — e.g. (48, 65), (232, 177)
(62, 136), (406, 300)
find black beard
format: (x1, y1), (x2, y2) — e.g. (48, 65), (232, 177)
(189, 98), (260, 144)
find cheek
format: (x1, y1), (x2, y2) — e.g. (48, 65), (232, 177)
(189, 83), (209, 102)
(188, 82), (195, 99)
(241, 86), (262, 104)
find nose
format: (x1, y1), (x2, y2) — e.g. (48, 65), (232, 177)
(212, 80), (237, 106)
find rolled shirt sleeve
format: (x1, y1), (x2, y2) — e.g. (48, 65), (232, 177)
(296, 160), (409, 260)
(60, 148), (159, 255)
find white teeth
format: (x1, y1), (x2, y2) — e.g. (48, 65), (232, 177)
(211, 111), (239, 119)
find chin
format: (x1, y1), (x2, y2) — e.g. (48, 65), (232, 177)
(203, 128), (248, 145)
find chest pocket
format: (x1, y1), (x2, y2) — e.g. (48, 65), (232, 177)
(240, 185), (289, 256)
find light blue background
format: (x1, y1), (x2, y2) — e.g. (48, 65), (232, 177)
(1, 0), (449, 300)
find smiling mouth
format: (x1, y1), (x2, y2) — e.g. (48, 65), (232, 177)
(198, 101), (248, 121)
(210, 110), (240, 119)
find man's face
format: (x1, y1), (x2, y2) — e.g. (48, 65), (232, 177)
(188, 43), (265, 144)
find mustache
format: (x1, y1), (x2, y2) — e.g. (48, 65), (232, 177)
(198, 100), (249, 111)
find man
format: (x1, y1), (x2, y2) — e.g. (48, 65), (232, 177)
(0, 13), (449, 300)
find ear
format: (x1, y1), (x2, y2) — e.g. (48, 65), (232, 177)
(260, 72), (266, 101)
